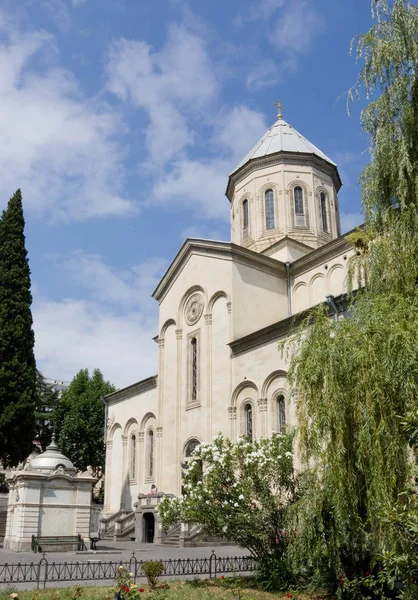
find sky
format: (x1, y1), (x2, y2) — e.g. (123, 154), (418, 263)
(0, 0), (375, 388)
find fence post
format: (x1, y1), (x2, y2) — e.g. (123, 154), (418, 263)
(129, 551), (137, 583)
(209, 550), (216, 579)
(37, 553), (48, 590)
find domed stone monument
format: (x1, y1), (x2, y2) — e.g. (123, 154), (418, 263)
(4, 436), (96, 552)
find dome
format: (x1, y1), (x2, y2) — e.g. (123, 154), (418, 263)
(231, 117), (337, 175)
(30, 435), (77, 475)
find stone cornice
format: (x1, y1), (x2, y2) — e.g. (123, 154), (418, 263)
(103, 376), (158, 405)
(290, 226), (362, 277)
(261, 235), (314, 258)
(229, 292), (352, 356)
(226, 152), (342, 201)
(152, 238), (286, 303)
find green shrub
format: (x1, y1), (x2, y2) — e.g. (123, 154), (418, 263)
(142, 561), (164, 589)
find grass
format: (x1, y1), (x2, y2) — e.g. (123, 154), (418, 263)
(0, 579), (334, 600)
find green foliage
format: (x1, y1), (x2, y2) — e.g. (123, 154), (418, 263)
(159, 432), (296, 583)
(54, 368), (115, 472)
(142, 562), (164, 589)
(34, 370), (60, 451)
(0, 190), (37, 466)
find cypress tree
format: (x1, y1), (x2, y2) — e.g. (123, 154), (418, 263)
(0, 189), (37, 466)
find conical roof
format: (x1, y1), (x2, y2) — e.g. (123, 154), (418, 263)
(30, 435), (76, 475)
(231, 118), (336, 175)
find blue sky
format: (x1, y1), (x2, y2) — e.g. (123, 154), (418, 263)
(0, 0), (374, 387)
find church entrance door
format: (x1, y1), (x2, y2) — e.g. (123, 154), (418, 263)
(143, 513), (155, 543)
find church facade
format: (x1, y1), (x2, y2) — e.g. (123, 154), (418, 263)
(103, 113), (357, 521)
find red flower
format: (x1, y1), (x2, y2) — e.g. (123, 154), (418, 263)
(410, 577), (414, 584)
(149, 590), (152, 593)
(139, 589), (144, 593)
(220, 576), (225, 580)
(337, 574), (343, 580)
(286, 594), (292, 598)
(365, 572), (370, 577)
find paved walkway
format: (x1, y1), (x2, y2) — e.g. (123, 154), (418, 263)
(0, 540), (247, 564)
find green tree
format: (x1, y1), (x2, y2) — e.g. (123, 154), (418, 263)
(0, 190), (37, 466)
(55, 368), (116, 473)
(283, 0), (418, 593)
(34, 370), (60, 452)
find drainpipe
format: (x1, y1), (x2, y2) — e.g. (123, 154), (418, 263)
(326, 295), (339, 322)
(286, 262), (292, 317)
(102, 396), (108, 444)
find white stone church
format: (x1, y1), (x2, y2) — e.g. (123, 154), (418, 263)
(102, 110), (358, 542)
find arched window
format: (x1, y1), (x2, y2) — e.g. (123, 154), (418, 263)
(277, 395), (286, 433)
(185, 439), (200, 458)
(242, 199), (249, 234)
(294, 187), (304, 215)
(265, 189), (275, 230)
(147, 429), (154, 478)
(130, 434), (136, 479)
(244, 403), (253, 442)
(191, 337), (198, 401)
(320, 192), (328, 233)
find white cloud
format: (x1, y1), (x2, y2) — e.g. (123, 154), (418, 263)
(340, 212), (362, 233)
(0, 14), (133, 220)
(212, 105), (267, 165)
(33, 252), (167, 388)
(72, 0), (87, 4)
(269, 1), (326, 54)
(107, 24), (219, 167)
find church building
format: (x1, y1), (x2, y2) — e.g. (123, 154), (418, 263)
(102, 108), (357, 541)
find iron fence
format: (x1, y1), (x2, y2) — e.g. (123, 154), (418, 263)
(0, 551), (256, 589)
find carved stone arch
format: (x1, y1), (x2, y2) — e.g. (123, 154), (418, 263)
(315, 185), (332, 236)
(231, 380), (259, 408)
(178, 285), (206, 327)
(327, 263), (346, 296)
(123, 418), (139, 437)
(309, 273), (326, 306)
(140, 411), (157, 432)
(258, 182), (280, 233)
(292, 281), (308, 294)
(109, 422), (122, 439)
(208, 291), (229, 314)
(271, 388), (289, 433)
(292, 281), (309, 313)
(183, 437), (201, 458)
(159, 318), (176, 341)
(288, 179), (310, 230)
(261, 369), (287, 398)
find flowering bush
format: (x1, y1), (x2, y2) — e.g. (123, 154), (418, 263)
(159, 432), (296, 589)
(115, 566), (138, 599)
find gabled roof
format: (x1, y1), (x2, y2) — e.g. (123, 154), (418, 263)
(231, 118), (336, 174)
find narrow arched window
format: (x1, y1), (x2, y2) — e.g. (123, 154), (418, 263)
(320, 192), (328, 233)
(130, 434), (136, 479)
(277, 395), (286, 433)
(242, 200), (249, 234)
(148, 430), (154, 477)
(191, 337), (198, 401)
(265, 189), (275, 230)
(294, 187), (304, 215)
(244, 403), (253, 442)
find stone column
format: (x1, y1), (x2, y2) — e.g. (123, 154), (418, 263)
(157, 339), (165, 486)
(257, 398), (268, 438)
(103, 440), (112, 513)
(205, 314), (212, 440)
(175, 329), (183, 496)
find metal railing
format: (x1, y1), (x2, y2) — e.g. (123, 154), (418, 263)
(0, 551), (256, 589)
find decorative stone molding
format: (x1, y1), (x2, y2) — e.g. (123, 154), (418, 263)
(184, 293), (204, 326)
(158, 339), (165, 349)
(121, 435), (128, 447)
(228, 406), (237, 419)
(204, 314), (212, 325)
(156, 427), (163, 438)
(257, 398), (268, 412)
(176, 328), (183, 340)
(227, 302), (232, 314)
(138, 432), (145, 442)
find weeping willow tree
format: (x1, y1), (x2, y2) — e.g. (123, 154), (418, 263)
(284, 0), (418, 587)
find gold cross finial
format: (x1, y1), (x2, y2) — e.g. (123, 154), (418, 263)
(274, 100), (284, 119)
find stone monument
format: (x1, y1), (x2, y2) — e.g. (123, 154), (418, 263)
(4, 436), (96, 552)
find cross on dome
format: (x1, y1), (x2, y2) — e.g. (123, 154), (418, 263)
(274, 100), (284, 119)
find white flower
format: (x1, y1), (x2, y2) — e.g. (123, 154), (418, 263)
(234, 502), (239, 507)
(238, 494), (244, 500)
(233, 482), (238, 488)
(222, 525), (228, 533)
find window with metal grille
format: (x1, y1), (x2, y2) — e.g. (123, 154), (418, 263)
(243, 199), (249, 234)
(131, 434), (136, 479)
(245, 403), (253, 442)
(148, 429), (154, 477)
(191, 337), (197, 401)
(277, 395), (286, 432)
(321, 192), (328, 233)
(265, 189), (275, 229)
